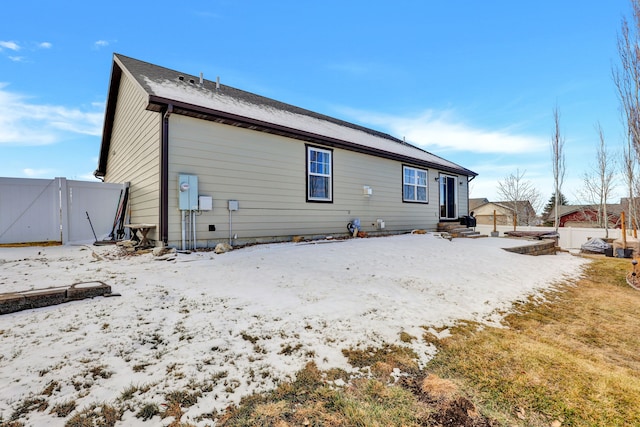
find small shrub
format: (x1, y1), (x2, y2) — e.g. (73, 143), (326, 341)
(240, 331), (259, 344)
(63, 403), (120, 427)
(165, 389), (202, 408)
(87, 365), (113, 379)
(135, 403), (159, 421)
(119, 384), (139, 401)
(41, 380), (60, 396)
(132, 362), (150, 372)
(279, 342), (303, 355)
(50, 400), (76, 417)
(11, 397), (48, 420)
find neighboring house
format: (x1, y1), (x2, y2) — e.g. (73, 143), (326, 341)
(469, 198), (489, 213)
(548, 204), (622, 228)
(471, 199), (537, 226)
(94, 54), (477, 248)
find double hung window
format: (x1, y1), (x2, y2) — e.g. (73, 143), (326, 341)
(403, 166), (428, 202)
(307, 146), (332, 202)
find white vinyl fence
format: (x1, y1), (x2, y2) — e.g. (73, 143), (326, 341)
(0, 177), (126, 245)
(475, 224), (626, 250)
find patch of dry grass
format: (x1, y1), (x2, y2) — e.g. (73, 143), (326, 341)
(65, 403), (120, 427)
(216, 357), (494, 427)
(50, 400), (76, 418)
(342, 343), (420, 375)
(427, 257), (640, 426)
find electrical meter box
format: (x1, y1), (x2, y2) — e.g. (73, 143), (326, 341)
(178, 174), (199, 210)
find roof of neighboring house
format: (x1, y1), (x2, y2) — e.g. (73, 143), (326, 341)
(96, 53), (478, 178)
(473, 200), (535, 214)
(494, 200), (536, 210)
(547, 204), (623, 220)
(469, 198), (489, 211)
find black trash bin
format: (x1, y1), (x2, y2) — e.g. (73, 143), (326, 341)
(616, 248), (633, 258)
(467, 216), (476, 227)
(460, 215), (476, 227)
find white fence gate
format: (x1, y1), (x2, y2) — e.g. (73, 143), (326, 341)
(0, 177), (126, 245)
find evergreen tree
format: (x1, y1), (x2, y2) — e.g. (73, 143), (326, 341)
(543, 192), (569, 225)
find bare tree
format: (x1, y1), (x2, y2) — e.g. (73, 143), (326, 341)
(496, 169), (542, 226)
(622, 134), (638, 229)
(579, 124), (617, 237)
(550, 105), (566, 233)
(613, 0), (640, 227)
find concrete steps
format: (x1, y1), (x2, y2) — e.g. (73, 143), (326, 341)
(437, 222), (488, 239)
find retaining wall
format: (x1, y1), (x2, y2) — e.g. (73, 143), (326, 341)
(502, 240), (557, 256)
(0, 281), (112, 315)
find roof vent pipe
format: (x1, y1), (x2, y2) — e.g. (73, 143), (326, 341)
(216, 76), (220, 90)
(199, 72), (203, 86)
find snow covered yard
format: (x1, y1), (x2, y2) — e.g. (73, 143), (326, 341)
(0, 234), (588, 426)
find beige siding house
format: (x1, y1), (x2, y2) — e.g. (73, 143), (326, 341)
(95, 54), (477, 248)
(472, 200), (537, 226)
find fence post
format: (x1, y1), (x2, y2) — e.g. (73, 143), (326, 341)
(58, 177), (69, 244)
(621, 211), (627, 249)
(493, 210), (497, 233)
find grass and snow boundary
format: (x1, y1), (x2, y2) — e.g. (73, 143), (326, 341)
(0, 234), (587, 425)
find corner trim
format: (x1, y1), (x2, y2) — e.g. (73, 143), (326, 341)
(159, 104), (173, 244)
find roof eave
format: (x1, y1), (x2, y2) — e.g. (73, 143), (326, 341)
(94, 60), (124, 179)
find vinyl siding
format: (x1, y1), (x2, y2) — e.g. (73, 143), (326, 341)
(459, 181), (469, 216)
(104, 75), (161, 238)
(167, 115), (460, 247)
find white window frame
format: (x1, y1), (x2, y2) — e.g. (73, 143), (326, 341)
(403, 165), (428, 203)
(307, 146), (333, 202)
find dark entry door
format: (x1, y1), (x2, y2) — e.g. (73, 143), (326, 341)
(439, 174), (457, 220)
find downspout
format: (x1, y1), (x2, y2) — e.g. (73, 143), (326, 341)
(466, 175), (476, 216)
(160, 104), (173, 245)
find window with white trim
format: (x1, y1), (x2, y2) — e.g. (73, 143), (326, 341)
(307, 146), (332, 201)
(403, 166), (428, 202)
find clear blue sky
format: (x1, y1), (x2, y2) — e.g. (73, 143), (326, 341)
(0, 1), (632, 206)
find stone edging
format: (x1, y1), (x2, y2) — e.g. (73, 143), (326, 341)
(0, 281), (112, 315)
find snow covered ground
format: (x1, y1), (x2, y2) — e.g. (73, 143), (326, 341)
(0, 234), (588, 425)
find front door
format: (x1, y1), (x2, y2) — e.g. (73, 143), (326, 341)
(439, 174), (458, 220)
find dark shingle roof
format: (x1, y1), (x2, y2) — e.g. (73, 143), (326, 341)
(117, 54), (403, 144)
(97, 53), (477, 178)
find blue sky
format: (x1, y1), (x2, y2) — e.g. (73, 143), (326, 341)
(0, 1), (632, 205)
